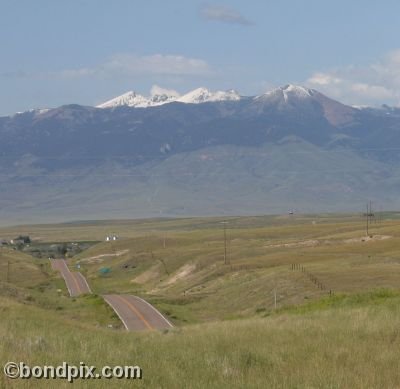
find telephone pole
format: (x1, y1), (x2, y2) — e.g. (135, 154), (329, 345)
(221, 221), (229, 265)
(363, 201), (375, 236)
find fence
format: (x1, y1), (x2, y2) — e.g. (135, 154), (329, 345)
(290, 263), (334, 296)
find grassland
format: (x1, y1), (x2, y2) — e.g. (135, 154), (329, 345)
(41, 213), (400, 324)
(0, 247), (122, 330)
(2, 290), (400, 388)
(1, 213), (400, 387)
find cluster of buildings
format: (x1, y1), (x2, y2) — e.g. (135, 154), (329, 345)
(105, 234), (119, 242)
(0, 235), (31, 247)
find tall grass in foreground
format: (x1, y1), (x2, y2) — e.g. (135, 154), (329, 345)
(1, 290), (400, 388)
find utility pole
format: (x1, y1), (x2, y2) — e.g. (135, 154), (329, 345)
(370, 200), (373, 224)
(221, 221), (229, 265)
(363, 201), (375, 236)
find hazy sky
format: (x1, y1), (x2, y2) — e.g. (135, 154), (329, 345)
(2, 0), (400, 115)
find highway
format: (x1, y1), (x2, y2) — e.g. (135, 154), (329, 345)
(103, 294), (173, 331)
(51, 259), (173, 331)
(51, 259), (91, 297)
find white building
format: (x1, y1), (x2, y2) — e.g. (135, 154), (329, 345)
(105, 234), (119, 242)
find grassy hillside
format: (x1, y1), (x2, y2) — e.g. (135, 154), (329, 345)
(52, 213), (400, 324)
(2, 214), (400, 387)
(0, 246), (121, 330)
(2, 290), (400, 388)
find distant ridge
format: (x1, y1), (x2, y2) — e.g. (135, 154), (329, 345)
(1, 84), (400, 224)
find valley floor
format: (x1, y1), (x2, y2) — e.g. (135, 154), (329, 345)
(1, 213), (400, 387)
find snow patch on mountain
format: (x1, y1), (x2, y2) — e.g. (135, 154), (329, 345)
(255, 84), (315, 102)
(97, 87), (241, 109)
(13, 108), (51, 117)
(150, 85), (180, 105)
(97, 91), (153, 108)
(176, 88), (241, 104)
(282, 84), (314, 99)
(96, 87), (179, 109)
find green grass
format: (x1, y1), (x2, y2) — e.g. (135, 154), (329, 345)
(278, 288), (400, 315)
(3, 213), (400, 324)
(0, 247), (122, 330)
(2, 289), (400, 388)
(47, 213), (400, 324)
(2, 214), (400, 387)
(0, 249), (49, 288)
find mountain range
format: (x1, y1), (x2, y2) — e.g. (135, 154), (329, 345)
(96, 87), (242, 108)
(1, 84), (400, 225)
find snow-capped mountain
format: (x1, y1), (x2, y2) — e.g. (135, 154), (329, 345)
(97, 91), (156, 109)
(149, 85), (180, 105)
(3, 83), (400, 223)
(255, 84), (315, 103)
(97, 89), (180, 109)
(97, 87), (241, 109)
(176, 88), (241, 104)
(97, 88), (182, 108)
(253, 84), (355, 126)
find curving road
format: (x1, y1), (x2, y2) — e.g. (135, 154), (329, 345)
(103, 294), (173, 331)
(51, 259), (173, 331)
(51, 259), (91, 297)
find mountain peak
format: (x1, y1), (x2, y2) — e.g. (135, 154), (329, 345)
(176, 88), (241, 104)
(97, 91), (150, 108)
(257, 84), (314, 102)
(252, 84), (356, 126)
(149, 85), (180, 104)
(97, 87), (242, 108)
(281, 84), (314, 97)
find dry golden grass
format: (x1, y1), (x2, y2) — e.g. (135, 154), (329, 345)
(1, 290), (400, 388)
(51, 214), (400, 324)
(1, 214), (400, 387)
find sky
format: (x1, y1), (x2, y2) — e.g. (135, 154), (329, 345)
(2, 0), (400, 115)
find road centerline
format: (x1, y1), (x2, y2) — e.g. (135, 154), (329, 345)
(71, 272), (82, 295)
(116, 295), (153, 330)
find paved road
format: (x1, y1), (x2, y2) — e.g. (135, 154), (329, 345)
(103, 294), (173, 331)
(51, 259), (172, 331)
(51, 259), (91, 297)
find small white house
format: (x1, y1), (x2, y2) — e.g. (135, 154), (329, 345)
(105, 234), (119, 242)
